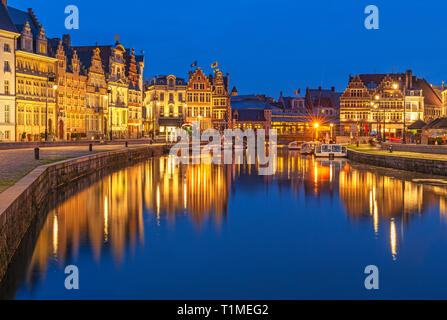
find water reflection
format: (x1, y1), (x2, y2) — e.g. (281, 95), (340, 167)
(6, 149), (447, 298)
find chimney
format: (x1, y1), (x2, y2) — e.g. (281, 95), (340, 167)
(1, 0), (7, 8)
(331, 86), (335, 92)
(318, 86), (322, 91)
(406, 70), (413, 88)
(62, 34), (71, 47)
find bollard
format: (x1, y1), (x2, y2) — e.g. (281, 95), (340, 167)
(89, 143), (93, 152)
(388, 145), (393, 153)
(34, 147), (40, 160)
(356, 141), (359, 148)
(125, 141), (128, 148)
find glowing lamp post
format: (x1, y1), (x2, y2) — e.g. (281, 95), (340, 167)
(314, 122), (319, 141)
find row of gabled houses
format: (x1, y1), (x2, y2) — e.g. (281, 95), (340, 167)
(230, 70), (447, 142)
(0, 1), (148, 141)
(1, 0), (446, 142)
(0, 1), (236, 142)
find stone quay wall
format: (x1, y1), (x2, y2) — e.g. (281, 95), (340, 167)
(381, 143), (447, 155)
(347, 149), (447, 176)
(0, 145), (169, 280)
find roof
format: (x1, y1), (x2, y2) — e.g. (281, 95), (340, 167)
(76, 49), (94, 70)
(353, 72), (442, 107)
(231, 98), (271, 110)
(72, 45), (113, 74)
(413, 78), (442, 106)
(49, 38), (87, 75)
(425, 118), (447, 129)
(149, 75), (186, 86)
(0, 4), (19, 34)
(233, 109), (266, 121)
(7, 6), (39, 37)
(306, 88), (341, 110)
(408, 119), (426, 130)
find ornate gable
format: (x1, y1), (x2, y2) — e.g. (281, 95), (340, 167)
(342, 74), (369, 98)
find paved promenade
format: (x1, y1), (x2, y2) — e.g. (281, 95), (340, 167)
(349, 144), (447, 160)
(0, 143), (161, 193)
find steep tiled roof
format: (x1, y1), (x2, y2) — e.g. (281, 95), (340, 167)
(7, 6), (39, 36)
(0, 4), (18, 34)
(49, 38), (87, 76)
(306, 88), (341, 110)
(408, 119), (426, 129)
(413, 78), (442, 106)
(72, 45), (113, 74)
(233, 109), (266, 121)
(75, 49), (94, 70)
(425, 118), (447, 129)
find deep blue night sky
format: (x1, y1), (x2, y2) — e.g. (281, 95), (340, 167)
(9, 0), (447, 98)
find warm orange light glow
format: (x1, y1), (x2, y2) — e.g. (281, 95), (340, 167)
(393, 83), (398, 89)
(375, 95), (380, 100)
(314, 123), (319, 129)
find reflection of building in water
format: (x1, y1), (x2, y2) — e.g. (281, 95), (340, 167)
(339, 167), (425, 221)
(27, 157), (233, 281)
(143, 156), (231, 225)
(268, 150), (343, 199)
(26, 164), (146, 283)
(338, 165), (437, 260)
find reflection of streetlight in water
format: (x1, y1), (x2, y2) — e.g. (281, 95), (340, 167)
(390, 219), (397, 260)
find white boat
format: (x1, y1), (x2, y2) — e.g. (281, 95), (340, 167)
(314, 144), (347, 158)
(288, 141), (302, 150)
(300, 142), (320, 155)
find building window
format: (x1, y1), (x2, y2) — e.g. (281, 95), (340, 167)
(40, 43), (46, 54)
(4, 43), (11, 52)
(4, 105), (10, 123)
(4, 61), (11, 72)
(4, 131), (10, 140)
(4, 80), (9, 95)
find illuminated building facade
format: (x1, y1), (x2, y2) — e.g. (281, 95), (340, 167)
(144, 75), (186, 135)
(77, 46), (108, 139)
(231, 95), (272, 131)
(10, 7), (57, 141)
(51, 35), (87, 140)
(186, 67), (213, 130)
(211, 69), (231, 131)
(74, 39), (144, 140)
(126, 49), (144, 138)
(0, 1), (19, 141)
(340, 70), (442, 137)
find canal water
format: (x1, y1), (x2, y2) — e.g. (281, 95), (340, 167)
(3, 149), (447, 299)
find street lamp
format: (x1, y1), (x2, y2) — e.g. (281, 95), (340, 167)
(330, 123), (334, 142)
(103, 95), (108, 139)
(45, 77), (56, 142)
(314, 122), (319, 141)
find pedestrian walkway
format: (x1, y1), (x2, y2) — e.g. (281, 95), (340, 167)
(0, 143), (159, 193)
(349, 144), (447, 161)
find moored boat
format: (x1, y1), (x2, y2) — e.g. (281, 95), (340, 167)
(314, 144), (347, 158)
(300, 142), (320, 155)
(288, 141), (302, 150)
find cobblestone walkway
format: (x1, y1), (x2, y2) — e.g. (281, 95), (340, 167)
(0, 144), (154, 193)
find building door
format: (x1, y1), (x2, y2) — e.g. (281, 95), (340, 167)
(59, 120), (64, 140)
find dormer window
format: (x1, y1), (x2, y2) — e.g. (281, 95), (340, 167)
(40, 43), (46, 54)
